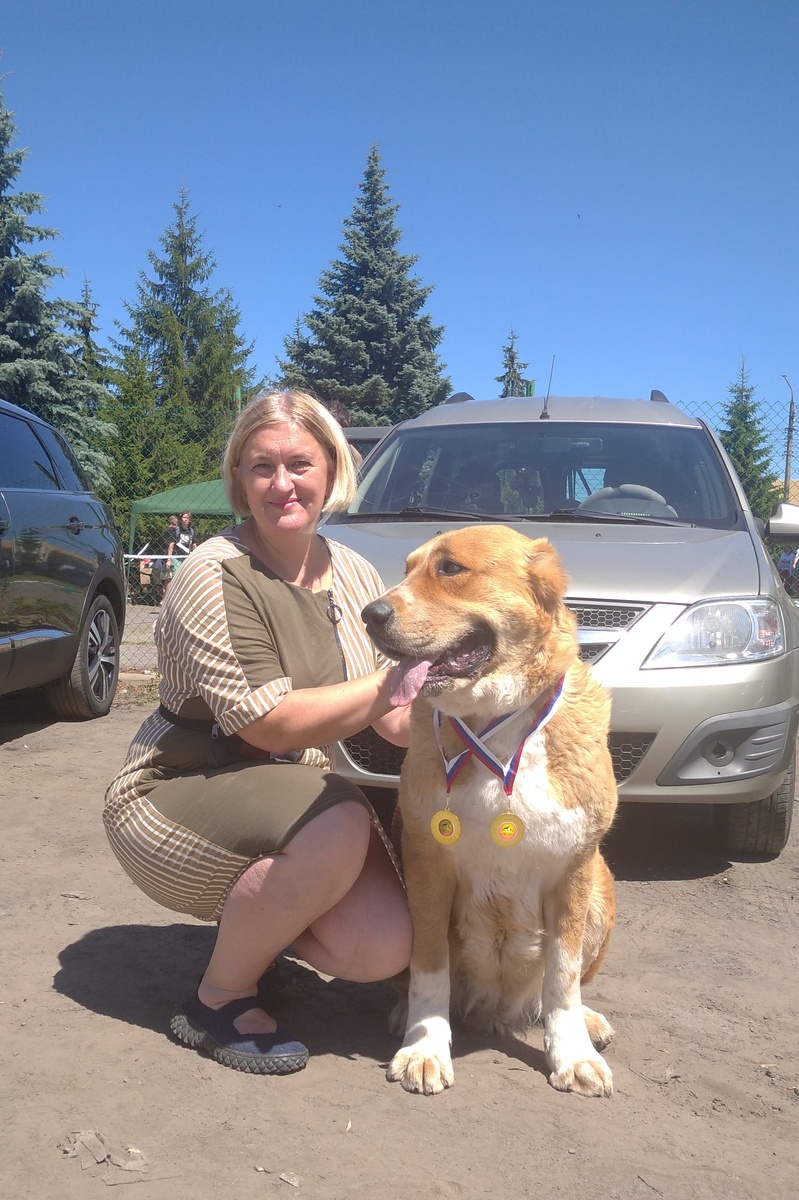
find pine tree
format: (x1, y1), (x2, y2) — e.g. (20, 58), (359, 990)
(495, 330), (534, 397)
(75, 279), (113, 394)
(280, 146), (450, 422)
(0, 83), (113, 486)
(719, 360), (781, 521)
(117, 190), (255, 474)
(99, 338), (204, 534)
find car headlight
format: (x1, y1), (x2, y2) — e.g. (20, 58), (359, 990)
(644, 599), (785, 668)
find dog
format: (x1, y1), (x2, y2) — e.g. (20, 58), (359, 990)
(361, 525), (617, 1097)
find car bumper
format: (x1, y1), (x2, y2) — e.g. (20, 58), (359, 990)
(334, 650), (799, 807)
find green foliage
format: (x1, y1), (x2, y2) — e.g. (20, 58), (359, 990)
(98, 338), (204, 531)
(280, 146), (450, 422)
(719, 360), (781, 521)
(116, 190), (255, 476)
(0, 84), (114, 488)
(495, 329), (534, 397)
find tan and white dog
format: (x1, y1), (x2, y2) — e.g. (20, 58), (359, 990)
(362, 525), (617, 1097)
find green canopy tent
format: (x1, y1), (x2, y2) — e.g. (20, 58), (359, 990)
(128, 480), (235, 550)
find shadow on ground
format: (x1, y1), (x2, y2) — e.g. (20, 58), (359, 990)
(603, 801), (732, 882)
(54, 922), (549, 1075)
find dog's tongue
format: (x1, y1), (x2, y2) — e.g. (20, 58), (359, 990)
(390, 658), (432, 706)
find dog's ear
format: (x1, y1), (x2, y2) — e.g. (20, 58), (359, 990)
(524, 538), (569, 613)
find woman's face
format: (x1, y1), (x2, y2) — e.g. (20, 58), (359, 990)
(235, 421), (333, 539)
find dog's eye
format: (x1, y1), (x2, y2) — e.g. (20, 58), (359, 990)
(438, 558), (467, 576)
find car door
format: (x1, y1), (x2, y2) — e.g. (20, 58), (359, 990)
(0, 410), (92, 692)
(0, 490), (13, 684)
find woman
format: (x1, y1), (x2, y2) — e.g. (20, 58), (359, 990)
(104, 390), (417, 1076)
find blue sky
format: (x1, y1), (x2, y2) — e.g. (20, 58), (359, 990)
(3, 0), (799, 430)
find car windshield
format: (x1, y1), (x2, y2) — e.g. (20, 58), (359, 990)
(330, 421), (740, 529)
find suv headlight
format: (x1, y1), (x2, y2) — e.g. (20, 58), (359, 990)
(644, 599), (785, 668)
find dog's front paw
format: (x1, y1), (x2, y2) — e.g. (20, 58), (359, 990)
(548, 1054), (613, 1098)
(387, 1041), (454, 1095)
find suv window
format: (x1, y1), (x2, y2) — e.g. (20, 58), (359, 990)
(34, 424), (88, 491)
(0, 413), (60, 490)
(342, 421), (739, 529)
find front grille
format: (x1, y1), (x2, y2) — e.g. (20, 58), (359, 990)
(567, 602), (647, 629)
(342, 729), (655, 784)
(343, 726), (408, 776)
(579, 643), (612, 664)
(609, 734), (655, 781)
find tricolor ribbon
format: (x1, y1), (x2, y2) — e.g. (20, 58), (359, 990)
(434, 677), (565, 797)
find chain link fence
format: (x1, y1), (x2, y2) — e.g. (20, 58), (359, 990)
(118, 391), (797, 675)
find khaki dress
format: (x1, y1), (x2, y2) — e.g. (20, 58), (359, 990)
(103, 530), (394, 922)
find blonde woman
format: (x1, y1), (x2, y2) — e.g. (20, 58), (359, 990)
(104, 390), (417, 1075)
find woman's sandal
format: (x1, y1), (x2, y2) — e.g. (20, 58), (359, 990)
(170, 992), (308, 1075)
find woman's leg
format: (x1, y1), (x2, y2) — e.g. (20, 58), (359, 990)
(199, 801), (411, 1035)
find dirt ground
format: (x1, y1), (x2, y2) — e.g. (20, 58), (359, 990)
(1, 685), (798, 1200)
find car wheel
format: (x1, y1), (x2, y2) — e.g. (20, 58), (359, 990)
(46, 595), (120, 719)
(715, 752), (795, 858)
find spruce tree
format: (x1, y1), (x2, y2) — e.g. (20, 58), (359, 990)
(280, 146), (450, 422)
(0, 84), (113, 486)
(719, 360), (781, 521)
(100, 338), (204, 536)
(495, 329), (534, 397)
(117, 190), (255, 475)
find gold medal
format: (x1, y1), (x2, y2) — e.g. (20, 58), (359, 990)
(490, 811), (524, 847)
(431, 809), (461, 844)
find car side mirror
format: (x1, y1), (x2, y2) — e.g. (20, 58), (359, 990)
(765, 501), (799, 543)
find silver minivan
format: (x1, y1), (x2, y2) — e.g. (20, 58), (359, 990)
(323, 393), (799, 857)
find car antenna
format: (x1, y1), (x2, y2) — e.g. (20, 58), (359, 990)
(540, 356), (555, 419)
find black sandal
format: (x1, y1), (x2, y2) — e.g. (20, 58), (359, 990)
(170, 992), (308, 1075)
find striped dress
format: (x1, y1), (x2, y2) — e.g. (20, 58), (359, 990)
(103, 530), (392, 921)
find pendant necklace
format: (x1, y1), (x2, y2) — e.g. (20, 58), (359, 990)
(430, 678), (564, 848)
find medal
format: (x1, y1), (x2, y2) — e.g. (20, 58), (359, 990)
(490, 811), (525, 848)
(431, 808), (462, 845)
(431, 679), (564, 848)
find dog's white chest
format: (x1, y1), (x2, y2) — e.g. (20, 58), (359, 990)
(426, 732), (588, 884)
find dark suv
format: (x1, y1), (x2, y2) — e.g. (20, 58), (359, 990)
(0, 398), (126, 718)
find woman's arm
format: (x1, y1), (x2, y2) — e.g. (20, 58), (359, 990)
(372, 705), (411, 748)
(237, 667), (409, 756)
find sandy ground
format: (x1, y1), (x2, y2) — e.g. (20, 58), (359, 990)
(1, 686), (798, 1200)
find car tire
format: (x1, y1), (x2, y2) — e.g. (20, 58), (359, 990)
(715, 752), (795, 858)
(46, 595), (120, 719)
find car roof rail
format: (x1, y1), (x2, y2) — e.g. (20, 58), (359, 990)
(650, 389), (669, 403)
(443, 391), (475, 404)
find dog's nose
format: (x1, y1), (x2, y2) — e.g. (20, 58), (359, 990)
(362, 598), (394, 628)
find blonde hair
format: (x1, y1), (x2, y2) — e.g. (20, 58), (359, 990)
(222, 389), (357, 517)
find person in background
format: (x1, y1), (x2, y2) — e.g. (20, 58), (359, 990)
(777, 547), (799, 594)
(103, 389), (417, 1077)
(157, 514), (179, 602)
(165, 510), (197, 589)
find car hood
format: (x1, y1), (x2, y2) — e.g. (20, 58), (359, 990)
(323, 519), (763, 604)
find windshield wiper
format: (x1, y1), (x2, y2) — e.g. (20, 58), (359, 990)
(342, 507), (514, 522)
(546, 508), (688, 526)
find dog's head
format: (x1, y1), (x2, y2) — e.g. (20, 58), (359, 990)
(362, 525), (578, 716)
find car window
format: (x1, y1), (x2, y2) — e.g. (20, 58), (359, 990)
(0, 412), (60, 490)
(342, 422), (739, 528)
(33, 424), (88, 491)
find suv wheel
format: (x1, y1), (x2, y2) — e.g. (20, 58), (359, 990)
(715, 751), (796, 858)
(46, 595), (120, 719)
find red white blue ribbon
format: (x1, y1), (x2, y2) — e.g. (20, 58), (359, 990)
(434, 677), (565, 797)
